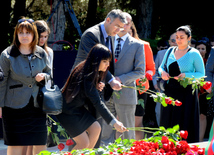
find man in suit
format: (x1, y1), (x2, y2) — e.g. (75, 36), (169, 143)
(69, 9), (127, 149)
(101, 12), (145, 145)
(72, 9), (127, 96)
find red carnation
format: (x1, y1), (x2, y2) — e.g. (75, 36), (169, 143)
(165, 97), (172, 105)
(161, 136), (169, 144)
(146, 72), (153, 81)
(180, 130), (188, 139)
(175, 100), (182, 106)
(197, 148), (205, 155)
(58, 143), (65, 151)
(66, 139), (74, 146)
(203, 81), (212, 90)
(190, 145), (199, 152)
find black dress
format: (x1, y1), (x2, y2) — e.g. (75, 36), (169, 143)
(160, 61), (199, 143)
(2, 96), (47, 145)
(56, 75), (115, 138)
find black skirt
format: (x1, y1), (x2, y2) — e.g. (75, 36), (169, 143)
(2, 97), (47, 146)
(160, 61), (200, 143)
(56, 107), (96, 138)
(56, 93), (96, 138)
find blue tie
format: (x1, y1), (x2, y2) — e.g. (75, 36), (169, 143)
(105, 36), (111, 49)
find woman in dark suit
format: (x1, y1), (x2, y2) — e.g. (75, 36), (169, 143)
(56, 44), (127, 150)
(0, 17), (51, 155)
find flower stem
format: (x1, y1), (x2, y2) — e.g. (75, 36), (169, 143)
(121, 85), (156, 96)
(47, 115), (57, 124)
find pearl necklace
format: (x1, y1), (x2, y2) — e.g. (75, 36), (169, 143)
(178, 46), (190, 51)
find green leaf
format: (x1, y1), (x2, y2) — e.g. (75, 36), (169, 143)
(138, 99), (144, 108)
(153, 131), (161, 136)
(47, 126), (52, 135)
(37, 150), (51, 155)
(115, 137), (122, 144)
(114, 91), (121, 99)
(207, 92), (213, 100)
(159, 126), (166, 131)
(172, 124), (179, 132)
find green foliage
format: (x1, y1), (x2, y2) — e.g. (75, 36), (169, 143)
(48, 115), (69, 145)
(177, 76), (206, 94)
(138, 98), (144, 108)
(52, 125), (184, 154)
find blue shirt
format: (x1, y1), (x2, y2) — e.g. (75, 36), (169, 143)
(100, 22), (112, 52)
(158, 47), (205, 79)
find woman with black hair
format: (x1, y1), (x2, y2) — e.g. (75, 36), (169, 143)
(196, 40), (211, 63)
(159, 26), (205, 142)
(35, 20), (53, 88)
(196, 40), (211, 141)
(56, 44), (127, 150)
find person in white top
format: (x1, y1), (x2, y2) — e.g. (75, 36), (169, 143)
(35, 20), (54, 88)
(26, 20), (54, 155)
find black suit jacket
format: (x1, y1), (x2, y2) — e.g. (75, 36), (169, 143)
(72, 22), (115, 101)
(62, 71), (115, 124)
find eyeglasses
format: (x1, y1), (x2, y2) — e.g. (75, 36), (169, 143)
(18, 19), (34, 24)
(171, 39), (176, 43)
(114, 25), (124, 31)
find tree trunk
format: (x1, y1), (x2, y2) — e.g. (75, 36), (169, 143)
(136, 0), (153, 39)
(86, 0), (98, 28)
(12, 0), (26, 26)
(48, 0), (66, 51)
(0, 1), (11, 53)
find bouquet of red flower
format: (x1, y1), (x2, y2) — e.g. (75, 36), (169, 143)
(61, 125), (205, 155)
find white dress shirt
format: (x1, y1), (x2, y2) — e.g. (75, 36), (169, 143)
(114, 33), (129, 52)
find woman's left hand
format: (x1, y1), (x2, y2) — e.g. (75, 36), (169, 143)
(96, 82), (105, 91)
(174, 73), (185, 80)
(35, 73), (46, 82)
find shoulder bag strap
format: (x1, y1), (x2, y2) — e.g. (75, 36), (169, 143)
(164, 47), (173, 73)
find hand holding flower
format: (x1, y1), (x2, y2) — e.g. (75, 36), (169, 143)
(114, 121), (128, 133)
(161, 71), (170, 80)
(174, 73), (185, 80)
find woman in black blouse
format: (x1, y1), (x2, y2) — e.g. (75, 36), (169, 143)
(56, 44), (127, 150)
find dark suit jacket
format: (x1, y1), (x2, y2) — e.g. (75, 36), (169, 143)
(73, 22), (115, 101)
(62, 71), (115, 124)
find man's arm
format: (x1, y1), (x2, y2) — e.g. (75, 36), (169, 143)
(118, 44), (145, 85)
(72, 31), (99, 69)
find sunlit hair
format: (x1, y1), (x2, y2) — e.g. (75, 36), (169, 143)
(105, 9), (127, 24)
(35, 20), (50, 55)
(130, 22), (140, 40)
(12, 17), (38, 53)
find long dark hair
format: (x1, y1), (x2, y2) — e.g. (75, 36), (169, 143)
(62, 44), (112, 103)
(83, 43), (112, 85)
(196, 40), (211, 60)
(35, 20), (50, 55)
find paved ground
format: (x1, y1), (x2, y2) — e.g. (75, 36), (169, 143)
(0, 139), (209, 155)
(0, 139), (69, 155)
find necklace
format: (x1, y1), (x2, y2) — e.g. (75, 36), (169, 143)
(178, 46), (190, 51)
